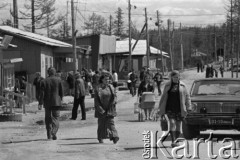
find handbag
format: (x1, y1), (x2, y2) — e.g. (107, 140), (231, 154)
(160, 115), (168, 131)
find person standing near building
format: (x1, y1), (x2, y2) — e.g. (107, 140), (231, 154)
(67, 71), (74, 96)
(130, 70), (138, 97)
(33, 72), (44, 109)
(39, 67), (63, 140)
(127, 70), (132, 94)
(154, 70), (163, 96)
(140, 67), (146, 82)
(70, 72), (86, 120)
(14, 78), (21, 108)
(158, 70), (191, 148)
(94, 74), (119, 144)
(112, 70), (118, 90)
(92, 70), (100, 91)
(219, 65), (224, 77)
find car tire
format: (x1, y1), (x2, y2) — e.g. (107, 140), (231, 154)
(0, 113), (22, 122)
(182, 120), (199, 139)
(58, 104), (73, 111)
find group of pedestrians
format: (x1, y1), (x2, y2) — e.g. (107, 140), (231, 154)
(127, 67), (164, 120)
(205, 64), (224, 78)
(35, 67), (119, 144)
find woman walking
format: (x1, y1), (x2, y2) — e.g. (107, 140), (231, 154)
(138, 75), (154, 120)
(158, 70), (191, 148)
(94, 74), (119, 144)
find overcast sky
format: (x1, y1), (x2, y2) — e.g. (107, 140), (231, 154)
(0, 0), (228, 35)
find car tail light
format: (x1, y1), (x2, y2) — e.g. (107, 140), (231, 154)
(190, 103), (198, 112)
(200, 107), (207, 114)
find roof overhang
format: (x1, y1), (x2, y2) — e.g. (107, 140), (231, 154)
(104, 52), (169, 58)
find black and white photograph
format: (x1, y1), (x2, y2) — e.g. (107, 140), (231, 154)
(0, 0), (240, 159)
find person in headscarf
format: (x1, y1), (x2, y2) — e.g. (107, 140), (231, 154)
(158, 70), (191, 148)
(94, 74), (119, 144)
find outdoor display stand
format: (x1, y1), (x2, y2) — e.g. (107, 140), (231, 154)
(136, 92), (156, 122)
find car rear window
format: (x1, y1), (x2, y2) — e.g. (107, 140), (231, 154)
(191, 80), (240, 96)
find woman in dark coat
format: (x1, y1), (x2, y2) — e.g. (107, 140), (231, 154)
(138, 75), (155, 120)
(94, 74), (119, 144)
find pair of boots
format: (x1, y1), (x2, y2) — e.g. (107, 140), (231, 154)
(170, 131), (181, 148)
(144, 109), (152, 120)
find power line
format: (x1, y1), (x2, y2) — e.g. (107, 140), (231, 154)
(77, 9), (225, 17)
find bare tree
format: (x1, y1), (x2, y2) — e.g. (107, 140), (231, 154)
(19, 0), (64, 34)
(84, 13), (108, 35)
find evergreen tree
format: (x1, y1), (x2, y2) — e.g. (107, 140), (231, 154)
(113, 7), (125, 36)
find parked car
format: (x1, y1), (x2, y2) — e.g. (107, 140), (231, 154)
(232, 64), (240, 72)
(183, 78), (240, 139)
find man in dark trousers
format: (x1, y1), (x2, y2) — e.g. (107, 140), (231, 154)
(39, 67), (63, 140)
(70, 72), (86, 120)
(130, 70), (138, 97)
(154, 70), (163, 96)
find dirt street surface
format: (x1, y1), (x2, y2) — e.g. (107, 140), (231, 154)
(0, 70), (240, 160)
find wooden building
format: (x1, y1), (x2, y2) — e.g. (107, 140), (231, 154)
(65, 34), (116, 71)
(0, 26), (85, 82)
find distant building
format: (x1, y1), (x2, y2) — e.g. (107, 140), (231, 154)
(108, 38), (169, 79)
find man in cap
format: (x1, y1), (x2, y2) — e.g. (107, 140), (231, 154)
(39, 67), (63, 140)
(70, 72), (86, 120)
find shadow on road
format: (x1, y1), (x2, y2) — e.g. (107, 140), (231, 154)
(2, 139), (50, 144)
(59, 142), (99, 145)
(61, 137), (96, 140)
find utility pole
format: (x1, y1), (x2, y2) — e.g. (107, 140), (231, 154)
(109, 15), (112, 35)
(168, 19), (173, 71)
(31, 0), (35, 33)
(180, 23), (184, 71)
(157, 10), (164, 75)
(145, 8), (150, 68)
(214, 24), (217, 62)
(128, 0), (132, 71)
(71, 0), (77, 73)
(172, 21), (175, 69)
(237, 0), (240, 78)
(223, 24), (227, 70)
(13, 0), (18, 28)
(66, 1), (69, 38)
(231, 0), (234, 78)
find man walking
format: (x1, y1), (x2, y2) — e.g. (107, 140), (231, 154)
(130, 70), (138, 97)
(154, 70), (163, 96)
(39, 67), (63, 140)
(70, 72), (86, 120)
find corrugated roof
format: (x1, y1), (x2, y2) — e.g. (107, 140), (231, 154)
(0, 26), (72, 47)
(115, 38), (169, 57)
